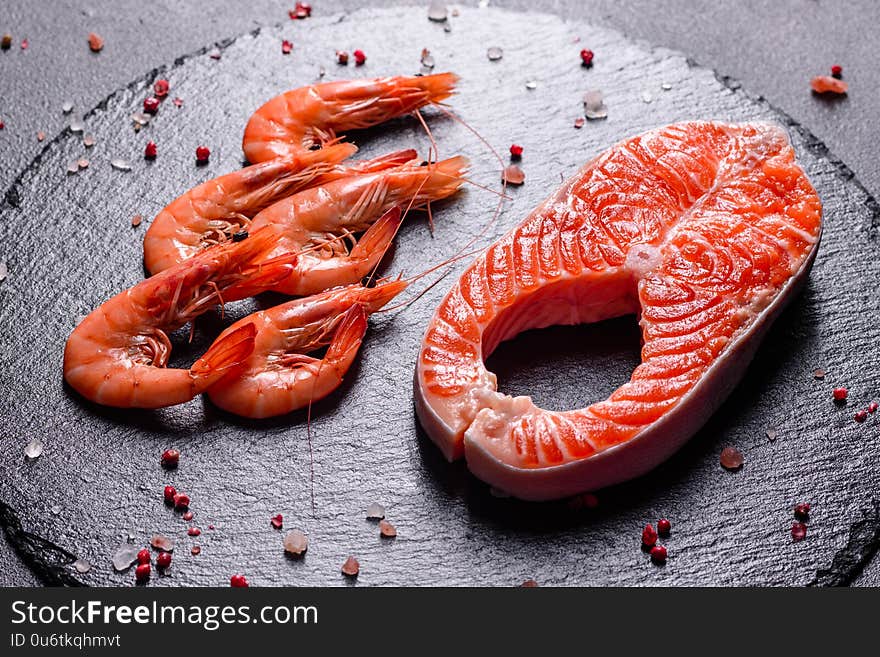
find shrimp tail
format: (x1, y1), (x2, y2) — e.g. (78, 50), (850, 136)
(417, 155), (469, 200)
(407, 72), (459, 106)
(350, 206), (403, 263)
(191, 322), (256, 382)
(325, 305), (368, 368)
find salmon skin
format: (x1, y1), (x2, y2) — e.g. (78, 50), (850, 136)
(414, 121), (822, 501)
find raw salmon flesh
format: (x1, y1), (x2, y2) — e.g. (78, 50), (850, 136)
(415, 121), (822, 500)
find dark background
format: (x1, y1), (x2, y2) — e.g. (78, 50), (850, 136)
(1, 0), (877, 586)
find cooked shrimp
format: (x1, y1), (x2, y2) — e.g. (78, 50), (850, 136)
(247, 155), (468, 296)
(64, 228), (296, 408)
(207, 277), (408, 418)
(143, 143), (417, 275)
(242, 73), (458, 164)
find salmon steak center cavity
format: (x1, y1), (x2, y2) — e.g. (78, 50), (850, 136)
(415, 121), (822, 501)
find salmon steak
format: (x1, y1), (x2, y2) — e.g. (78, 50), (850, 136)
(414, 121), (822, 501)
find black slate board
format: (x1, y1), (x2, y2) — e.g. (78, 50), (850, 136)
(1, 6), (878, 586)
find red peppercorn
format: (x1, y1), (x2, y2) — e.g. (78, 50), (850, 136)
(154, 79), (170, 98)
(794, 503), (811, 520)
(855, 409), (868, 423)
(183, 510), (194, 521)
(833, 387), (848, 402)
(0, 120), (5, 130)
(791, 522), (807, 541)
(156, 552), (172, 569)
(642, 523), (658, 547)
(580, 48), (594, 66)
(135, 563), (151, 582)
(353, 49), (366, 66)
(136, 548), (151, 565)
(271, 514), (283, 529)
(161, 448), (179, 468)
(163, 485), (176, 504)
(188, 527), (201, 536)
(650, 545), (667, 563)
(336, 50), (349, 65)
(144, 140), (157, 159)
(657, 518), (671, 536)
(195, 145), (210, 163)
(143, 96), (160, 114)
(173, 493), (190, 510)
(831, 64), (843, 78)
(509, 144), (523, 159)
(869, 401), (878, 414)
(230, 574), (249, 587)
(281, 40), (293, 55)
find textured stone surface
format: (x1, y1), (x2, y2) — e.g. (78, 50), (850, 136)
(1, 5), (878, 586)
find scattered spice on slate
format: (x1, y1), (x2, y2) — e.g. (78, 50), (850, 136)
(794, 503), (810, 520)
(172, 97), (183, 108)
(650, 545), (667, 563)
(289, 2), (312, 19)
(151, 535), (175, 552)
(62, 101), (74, 114)
(813, 368), (825, 379)
(811, 75), (847, 94)
(420, 48), (435, 69)
(67, 160), (80, 175)
(580, 48), (594, 66)
(661, 82), (672, 91)
(765, 428), (778, 442)
(208, 524), (215, 530)
(24, 439), (43, 460)
(583, 89), (608, 119)
(855, 409), (868, 423)
(135, 563), (151, 582)
(20, 38), (28, 50)
(111, 544), (140, 571)
(271, 514), (283, 529)
(163, 486), (176, 504)
(161, 448), (180, 468)
(832, 386), (848, 402)
(379, 519), (397, 538)
(336, 50), (349, 65)
(131, 112), (150, 127)
(209, 49), (222, 60)
(521, 579), (539, 587)
(70, 118), (85, 132)
(283, 530), (309, 555)
(230, 574), (249, 587)
(191, 546), (201, 556)
(131, 214), (143, 227)
(154, 78), (169, 98)
(791, 522), (807, 541)
(37, 131), (45, 142)
(188, 527), (201, 537)
(137, 548), (151, 565)
(641, 90), (653, 104)
(281, 39), (293, 55)
(366, 503), (385, 520)
(156, 552), (172, 569)
(196, 145), (211, 163)
(428, 1), (448, 22)
(173, 493), (190, 510)
(183, 510), (194, 521)
(502, 164), (525, 186)
(525, 79), (537, 90)
(720, 446), (744, 471)
(657, 518), (671, 536)
(831, 64), (843, 79)
(487, 46), (503, 61)
(641, 523), (657, 547)
(73, 559), (91, 574)
(143, 96), (160, 114)
(1, 34), (11, 50)
(111, 158), (132, 171)
(869, 401), (878, 414)
(573, 117), (585, 129)
(0, 119), (4, 130)
(88, 32), (104, 52)
(509, 143), (523, 159)
(353, 49), (366, 66)
(77, 158), (89, 169)
(144, 140), (157, 159)
(341, 556), (360, 577)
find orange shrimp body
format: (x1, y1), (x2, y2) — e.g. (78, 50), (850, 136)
(64, 229), (295, 408)
(142, 143), (416, 275)
(207, 277), (408, 419)
(247, 155), (468, 296)
(242, 73), (458, 164)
